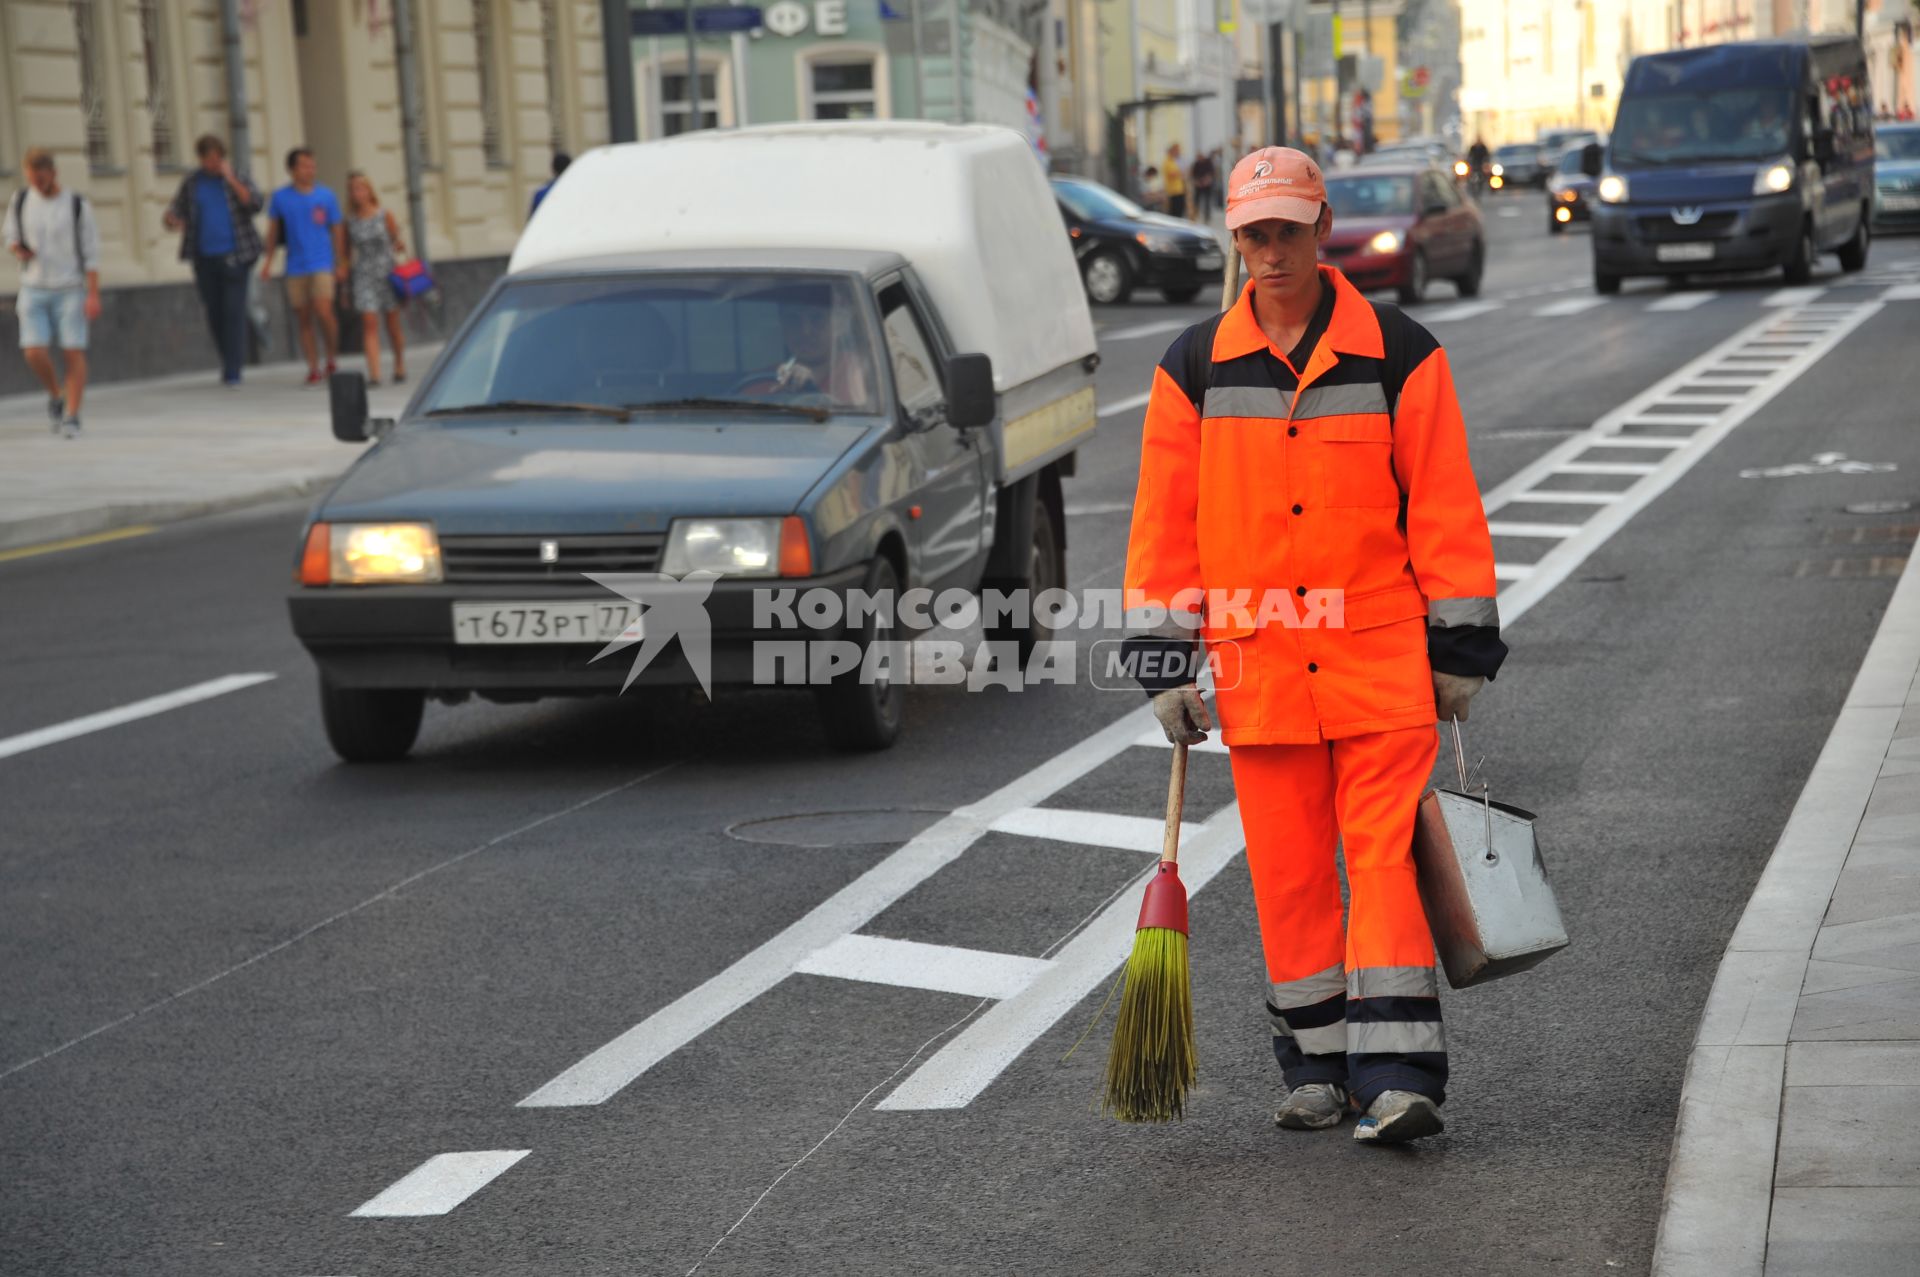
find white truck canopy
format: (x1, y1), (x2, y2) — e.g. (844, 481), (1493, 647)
(509, 122), (1097, 396)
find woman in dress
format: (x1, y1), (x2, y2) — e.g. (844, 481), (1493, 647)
(339, 171), (407, 385)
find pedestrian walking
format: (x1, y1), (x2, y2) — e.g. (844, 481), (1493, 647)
(1122, 147), (1507, 1145)
(340, 171), (408, 386)
(5, 148), (101, 437)
(260, 148), (345, 385)
(1139, 165), (1166, 211)
(1190, 148), (1219, 221)
(529, 151), (570, 220)
(1163, 143), (1189, 218)
(163, 134), (265, 388)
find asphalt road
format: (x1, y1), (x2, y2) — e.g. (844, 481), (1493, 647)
(5, 193), (1920, 1276)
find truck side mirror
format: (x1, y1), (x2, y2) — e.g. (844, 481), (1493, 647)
(1579, 143), (1603, 178)
(330, 371), (370, 442)
(946, 353), (995, 429)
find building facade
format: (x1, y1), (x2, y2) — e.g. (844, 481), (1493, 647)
(1, 0), (610, 391)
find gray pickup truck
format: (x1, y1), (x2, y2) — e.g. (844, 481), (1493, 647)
(288, 124), (1099, 762)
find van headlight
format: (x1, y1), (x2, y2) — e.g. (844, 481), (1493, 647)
(329, 522), (443, 584)
(1754, 162), (1794, 194)
(661, 518), (782, 576)
(1598, 174), (1629, 203)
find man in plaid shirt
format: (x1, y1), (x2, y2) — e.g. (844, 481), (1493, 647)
(163, 134), (264, 387)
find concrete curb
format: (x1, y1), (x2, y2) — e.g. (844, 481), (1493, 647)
(1651, 547), (1920, 1274)
(0, 473), (340, 552)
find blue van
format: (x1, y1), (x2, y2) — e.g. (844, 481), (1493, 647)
(1587, 36), (1874, 292)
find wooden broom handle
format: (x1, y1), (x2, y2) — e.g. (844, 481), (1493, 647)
(1220, 233), (1241, 312)
(1162, 740), (1188, 865)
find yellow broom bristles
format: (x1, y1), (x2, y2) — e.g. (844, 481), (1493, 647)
(1102, 925), (1196, 1122)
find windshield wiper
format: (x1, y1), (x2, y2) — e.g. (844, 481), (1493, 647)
(628, 397), (832, 423)
(424, 399), (632, 422)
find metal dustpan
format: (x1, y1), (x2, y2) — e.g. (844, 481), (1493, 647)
(1412, 720), (1569, 989)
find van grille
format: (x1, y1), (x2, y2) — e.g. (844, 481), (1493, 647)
(439, 534), (665, 583)
(1636, 211), (1738, 241)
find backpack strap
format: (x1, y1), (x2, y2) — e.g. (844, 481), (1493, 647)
(71, 192), (85, 275)
(10, 189), (26, 256)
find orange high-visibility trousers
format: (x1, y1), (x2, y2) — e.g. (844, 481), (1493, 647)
(1230, 723), (1447, 1107)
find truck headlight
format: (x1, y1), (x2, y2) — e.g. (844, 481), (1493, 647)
(1755, 162), (1794, 194)
(661, 517), (783, 577)
(1598, 174), (1628, 203)
(324, 522), (443, 584)
(1368, 230), (1403, 254)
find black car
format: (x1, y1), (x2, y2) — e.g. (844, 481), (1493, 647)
(1052, 175), (1224, 304)
(1546, 147), (1597, 232)
(1492, 142), (1544, 188)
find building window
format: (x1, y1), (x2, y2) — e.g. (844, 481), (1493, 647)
(660, 70), (720, 135)
(472, 0), (505, 168)
(808, 60), (878, 120)
(539, 0), (568, 154)
(70, 0), (113, 170)
(137, 0), (176, 168)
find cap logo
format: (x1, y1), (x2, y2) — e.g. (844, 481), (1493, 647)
(1253, 160), (1273, 178)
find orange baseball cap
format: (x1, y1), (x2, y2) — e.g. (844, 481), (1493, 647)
(1225, 147), (1326, 229)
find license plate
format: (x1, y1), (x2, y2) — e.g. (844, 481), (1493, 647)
(1198, 251), (1223, 269)
(1880, 193), (1920, 211)
(1656, 242), (1715, 262)
(451, 601), (640, 645)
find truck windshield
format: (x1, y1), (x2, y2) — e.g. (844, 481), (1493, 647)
(1611, 89), (1796, 165)
(419, 273), (882, 419)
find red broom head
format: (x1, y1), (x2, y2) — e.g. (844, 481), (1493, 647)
(1135, 862), (1189, 935)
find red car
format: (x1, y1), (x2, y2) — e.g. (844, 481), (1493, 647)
(1317, 164), (1486, 303)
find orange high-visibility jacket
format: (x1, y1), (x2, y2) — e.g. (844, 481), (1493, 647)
(1124, 266), (1505, 745)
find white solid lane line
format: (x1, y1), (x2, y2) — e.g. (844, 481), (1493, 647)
(1534, 296), (1609, 317)
(351, 1150), (530, 1217)
(1097, 391), (1151, 418)
(0, 673), (277, 762)
(794, 935), (1052, 1001)
(1646, 291), (1719, 311)
(988, 806), (1199, 853)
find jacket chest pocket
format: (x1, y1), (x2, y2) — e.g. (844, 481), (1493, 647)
(1314, 415), (1401, 508)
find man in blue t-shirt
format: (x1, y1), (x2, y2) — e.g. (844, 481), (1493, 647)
(261, 147), (345, 385)
(164, 134), (264, 387)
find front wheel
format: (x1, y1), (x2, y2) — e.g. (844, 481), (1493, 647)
(984, 491), (1066, 663)
(1396, 251), (1429, 305)
(1082, 250), (1133, 305)
(1548, 215), (1566, 235)
(320, 679), (424, 762)
(814, 556), (903, 751)
(1783, 219), (1816, 284)
(1594, 263), (1621, 295)
(1455, 242), (1484, 297)
(1837, 209), (1870, 272)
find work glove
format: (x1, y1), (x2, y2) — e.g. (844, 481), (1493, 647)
(1151, 685), (1214, 746)
(1432, 672), (1486, 723)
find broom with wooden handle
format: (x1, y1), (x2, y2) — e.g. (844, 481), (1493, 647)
(1101, 237), (1239, 1123)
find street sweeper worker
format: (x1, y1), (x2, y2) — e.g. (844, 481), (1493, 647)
(1122, 146), (1508, 1145)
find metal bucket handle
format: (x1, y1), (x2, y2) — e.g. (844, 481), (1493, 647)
(1448, 716), (1498, 864)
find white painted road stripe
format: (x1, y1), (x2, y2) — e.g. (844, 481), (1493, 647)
(1134, 728), (1230, 755)
(1883, 284), (1920, 301)
(1558, 461), (1664, 475)
(1510, 489), (1623, 505)
(1422, 301), (1503, 322)
(1487, 521), (1582, 540)
(0, 673), (278, 762)
(517, 706), (1159, 1107)
(1585, 435), (1693, 449)
(1494, 563), (1536, 581)
(794, 935), (1052, 1000)
(351, 1150), (530, 1217)
(1097, 391), (1151, 418)
(989, 806), (1200, 854)
(1646, 291), (1719, 311)
(877, 806), (1246, 1110)
(1099, 318), (1192, 342)
(1762, 286), (1826, 307)
(1534, 296), (1608, 317)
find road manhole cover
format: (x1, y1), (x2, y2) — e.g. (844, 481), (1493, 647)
(1845, 500), (1915, 515)
(726, 808), (948, 848)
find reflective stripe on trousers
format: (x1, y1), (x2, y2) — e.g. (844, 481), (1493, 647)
(1233, 725), (1448, 1108)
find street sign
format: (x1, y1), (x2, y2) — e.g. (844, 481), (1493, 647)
(630, 5), (763, 36)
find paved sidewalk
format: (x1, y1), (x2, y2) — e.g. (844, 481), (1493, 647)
(0, 348), (438, 551)
(1656, 546), (1920, 1275)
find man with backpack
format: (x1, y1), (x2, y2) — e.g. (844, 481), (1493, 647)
(1122, 147), (1507, 1145)
(5, 148), (101, 437)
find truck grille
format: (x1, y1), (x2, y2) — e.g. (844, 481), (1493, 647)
(439, 534), (665, 583)
(1636, 211), (1737, 241)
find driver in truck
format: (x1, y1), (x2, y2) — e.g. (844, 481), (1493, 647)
(754, 284), (875, 404)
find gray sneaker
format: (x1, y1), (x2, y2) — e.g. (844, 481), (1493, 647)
(59, 416), (81, 439)
(1353, 1090), (1444, 1145)
(1274, 1082), (1349, 1130)
(47, 396), (64, 432)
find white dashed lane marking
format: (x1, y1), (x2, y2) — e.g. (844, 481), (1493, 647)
(350, 1151), (530, 1218)
(793, 935), (1054, 1001)
(0, 673), (278, 762)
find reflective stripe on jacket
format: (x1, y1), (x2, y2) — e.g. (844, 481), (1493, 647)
(1123, 265), (1504, 744)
